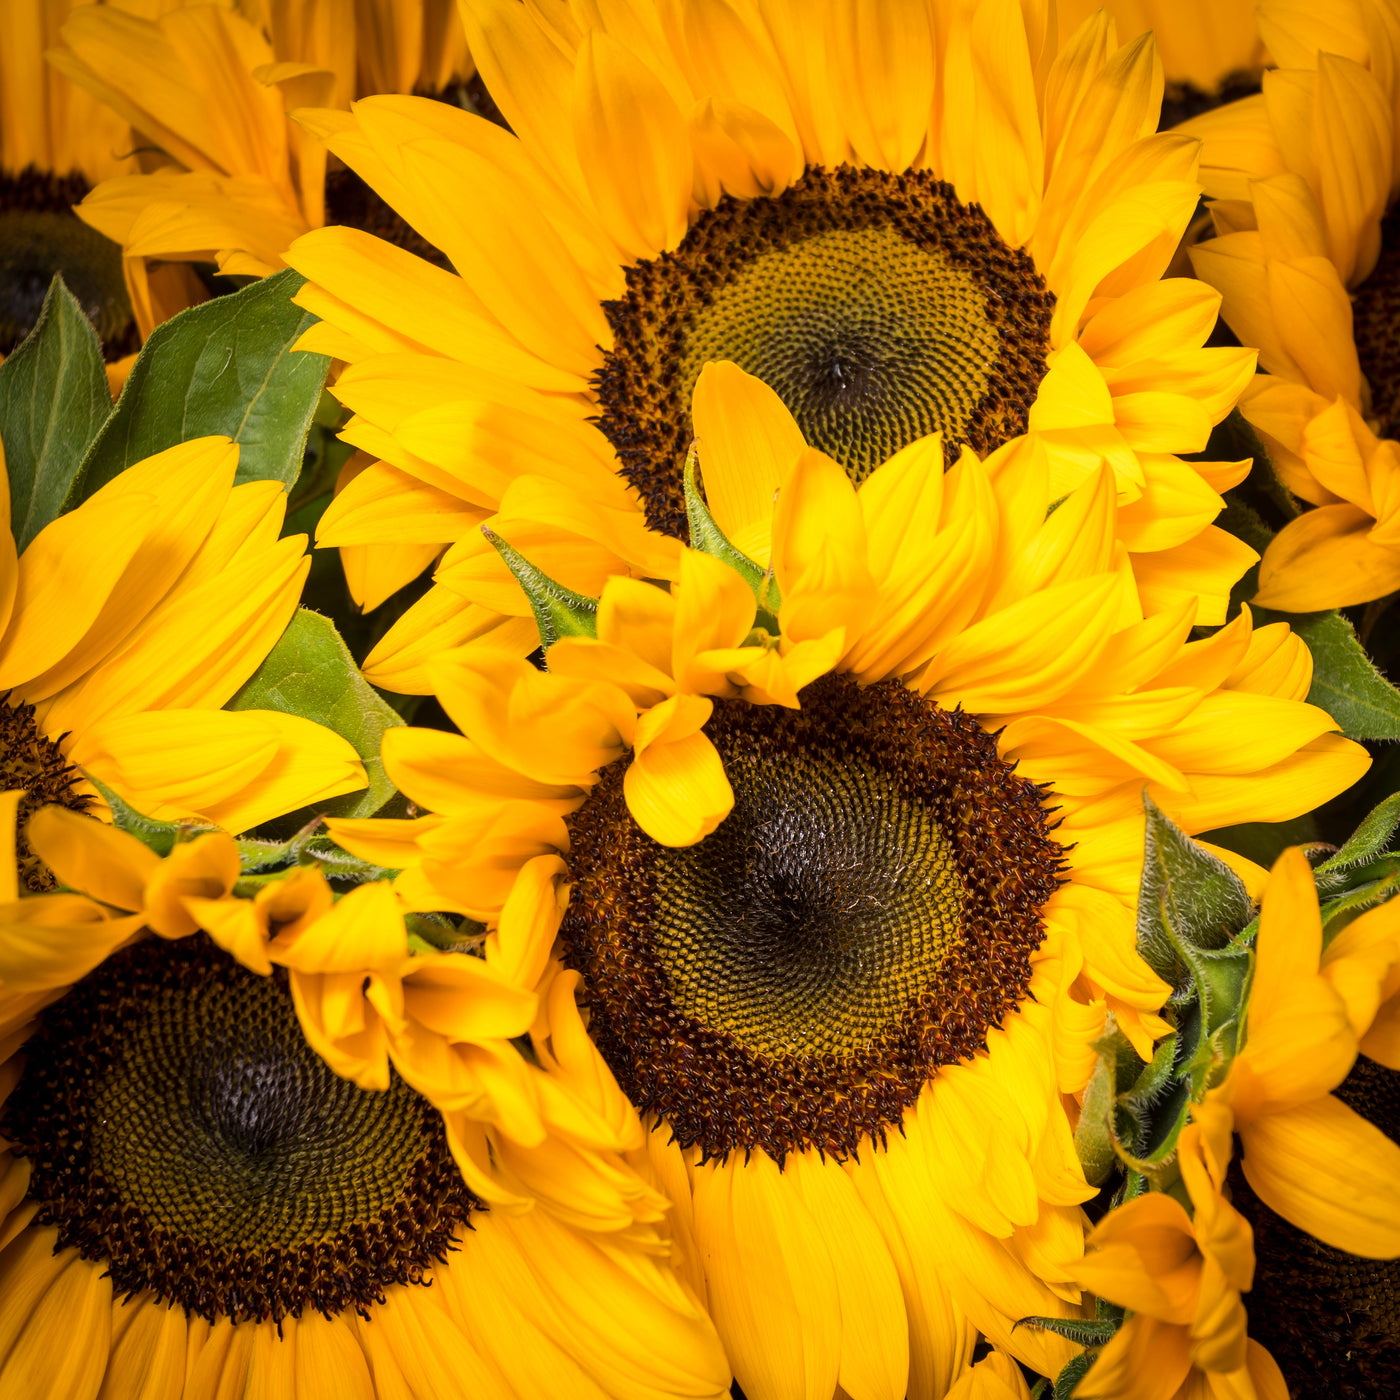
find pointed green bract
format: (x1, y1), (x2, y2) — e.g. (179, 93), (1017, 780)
(683, 443), (781, 630)
(227, 607), (403, 822)
(483, 525), (598, 649)
(0, 275), (112, 550)
(81, 771), (214, 857)
(68, 269), (329, 503)
(1137, 796), (1254, 984)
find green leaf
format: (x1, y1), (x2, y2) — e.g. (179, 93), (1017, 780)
(1317, 792), (1400, 875)
(1073, 1048), (1120, 1186)
(0, 275), (112, 549)
(81, 772), (214, 857)
(227, 608), (403, 821)
(1252, 607), (1400, 741)
(483, 525), (598, 649)
(68, 269), (329, 503)
(1137, 795), (1254, 985)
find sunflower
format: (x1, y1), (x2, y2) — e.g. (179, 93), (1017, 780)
(0, 431), (367, 884)
(0, 0), (145, 363)
(1184, 0), (1400, 609)
(327, 380), (1367, 1399)
(1056, 0), (1266, 121)
(1066, 1115), (1288, 1400)
(1199, 847), (1400, 1256)
(282, 0), (1261, 688)
(0, 797), (733, 1399)
(45, 0), (477, 346)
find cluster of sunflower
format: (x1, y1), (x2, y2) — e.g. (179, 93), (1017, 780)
(4, 0), (1400, 1397)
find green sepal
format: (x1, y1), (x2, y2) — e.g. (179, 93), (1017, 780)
(227, 608), (404, 822)
(1252, 607), (1400, 742)
(1054, 1351), (1097, 1400)
(235, 814), (327, 873)
(683, 443), (782, 630)
(1015, 1316), (1122, 1348)
(0, 275), (112, 550)
(483, 525), (598, 650)
(405, 912), (485, 955)
(1317, 792), (1400, 880)
(1319, 857), (1400, 938)
(1073, 1016), (1142, 1182)
(1136, 795), (1254, 986)
(81, 772), (216, 857)
(66, 269), (329, 505)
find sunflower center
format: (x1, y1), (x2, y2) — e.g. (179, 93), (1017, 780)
(1226, 1056), (1400, 1392)
(1353, 202), (1400, 441)
(0, 934), (477, 1323)
(561, 674), (1060, 1161)
(0, 168), (136, 356)
(0, 697), (93, 892)
(596, 165), (1055, 539)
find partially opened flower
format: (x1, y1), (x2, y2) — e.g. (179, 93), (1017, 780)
(0, 800), (732, 1399)
(0, 431), (368, 880)
(47, 0), (477, 343)
(286, 0), (1260, 677)
(0, 0), (144, 360)
(330, 392), (1366, 1400)
(1056, 0), (1266, 117)
(1067, 1115), (1288, 1400)
(1202, 847), (1400, 1258)
(1186, 0), (1400, 608)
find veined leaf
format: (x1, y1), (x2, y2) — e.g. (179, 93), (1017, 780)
(68, 269), (328, 502)
(0, 275), (111, 549)
(227, 608), (403, 822)
(1253, 607), (1400, 741)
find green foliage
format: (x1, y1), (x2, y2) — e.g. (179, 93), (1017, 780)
(1316, 791), (1400, 877)
(227, 608), (403, 821)
(1253, 607), (1400, 742)
(81, 772), (214, 857)
(68, 269), (328, 503)
(0, 276), (111, 549)
(1137, 796), (1253, 983)
(483, 526), (598, 649)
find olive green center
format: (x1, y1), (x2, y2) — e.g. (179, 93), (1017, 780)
(1, 934), (475, 1323)
(678, 225), (998, 484)
(653, 748), (964, 1058)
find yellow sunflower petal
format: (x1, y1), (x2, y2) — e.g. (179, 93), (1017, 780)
(1240, 1094), (1400, 1258)
(1256, 503), (1400, 610)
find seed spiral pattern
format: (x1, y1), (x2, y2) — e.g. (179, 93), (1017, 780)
(561, 674), (1062, 1161)
(596, 165), (1055, 540)
(1, 934), (477, 1324)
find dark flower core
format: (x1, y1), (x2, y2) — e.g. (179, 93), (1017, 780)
(0, 697), (93, 892)
(1229, 1056), (1400, 1398)
(0, 167), (136, 357)
(596, 165), (1055, 541)
(561, 673), (1061, 1162)
(1352, 203), (1400, 442)
(1, 934), (478, 1324)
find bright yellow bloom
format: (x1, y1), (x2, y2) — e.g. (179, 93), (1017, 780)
(1068, 1115), (1288, 1400)
(1203, 847), (1400, 1258)
(0, 799), (733, 1399)
(1186, 0), (1400, 608)
(0, 432), (365, 850)
(330, 386), (1365, 1400)
(0, 0), (143, 185)
(1056, 0), (1265, 93)
(285, 0), (1260, 676)
(48, 0), (474, 341)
